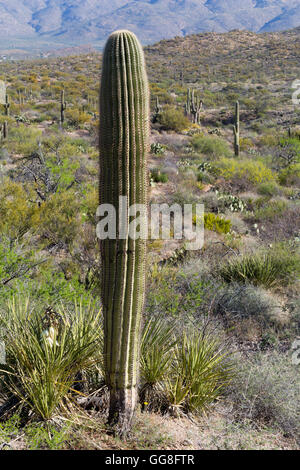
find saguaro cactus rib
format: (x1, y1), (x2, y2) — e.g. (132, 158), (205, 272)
(99, 30), (149, 436)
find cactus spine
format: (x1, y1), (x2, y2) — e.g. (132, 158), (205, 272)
(99, 30), (149, 436)
(233, 100), (240, 156)
(60, 90), (66, 123)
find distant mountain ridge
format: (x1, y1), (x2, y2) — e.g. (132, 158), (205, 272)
(0, 0), (300, 48)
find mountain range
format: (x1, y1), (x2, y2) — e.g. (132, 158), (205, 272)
(1, 0), (300, 49)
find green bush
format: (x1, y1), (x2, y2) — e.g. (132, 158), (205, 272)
(194, 213), (232, 234)
(150, 168), (169, 183)
(252, 199), (288, 222)
(256, 182), (281, 197)
(0, 179), (37, 241)
(278, 163), (300, 186)
(192, 135), (231, 158)
(25, 423), (70, 450)
(215, 158), (276, 185)
(31, 190), (81, 247)
(6, 125), (42, 157)
(157, 106), (190, 132)
(205, 213), (232, 234)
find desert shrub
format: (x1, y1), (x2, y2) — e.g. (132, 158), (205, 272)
(31, 190), (80, 247)
(25, 422), (70, 450)
(146, 264), (211, 319)
(257, 134), (278, 148)
(197, 170), (214, 184)
(251, 199), (288, 222)
(213, 283), (285, 327)
(81, 186), (98, 224)
(240, 137), (254, 151)
(0, 179), (37, 241)
(0, 259), (92, 309)
(278, 163), (300, 186)
(200, 193), (220, 213)
(194, 213), (232, 234)
(205, 213), (232, 234)
(191, 135), (231, 158)
(65, 108), (92, 128)
(6, 125), (42, 157)
(215, 158), (276, 185)
(157, 106), (190, 132)
(146, 266), (182, 317)
(275, 138), (300, 169)
(218, 245), (300, 288)
(228, 351), (300, 441)
(0, 297), (102, 421)
(150, 168), (169, 183)
(256, 182), (282, 197)
(0, 237), (43, 299)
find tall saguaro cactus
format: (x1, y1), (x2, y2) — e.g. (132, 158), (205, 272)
(99, 30), (149, 436)
(233, 100), (240, 156)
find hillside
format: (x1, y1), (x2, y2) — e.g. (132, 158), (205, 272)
(1, 0), (300, 54)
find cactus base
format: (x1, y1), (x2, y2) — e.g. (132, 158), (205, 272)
(108, 388), (137, 437)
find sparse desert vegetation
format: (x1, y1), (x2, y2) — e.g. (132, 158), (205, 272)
(0, 28), (299, 450)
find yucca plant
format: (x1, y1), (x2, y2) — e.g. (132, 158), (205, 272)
(219, 245), (300, 288)
(140, 316), (177, 411)
(164, 333), (233, 416)
(0, 297), (102, 421)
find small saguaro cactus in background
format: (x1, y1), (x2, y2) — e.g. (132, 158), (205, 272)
(0, 121), (8, 142)
(99, 30), (149, 436)
(3, 120), (8, 139)
(152, 96), (162, 123)
(4, 94), (10, 116)
(233, 100), (240, 156)
(185, 88), (202, 124)
(18, 90), (24, 107)
(60, 90), (67, 124)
